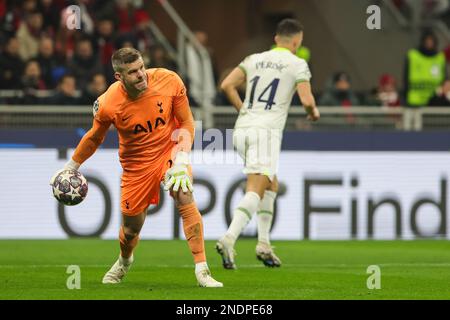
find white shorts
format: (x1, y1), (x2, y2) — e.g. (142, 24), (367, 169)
(233, 128), (282, 181)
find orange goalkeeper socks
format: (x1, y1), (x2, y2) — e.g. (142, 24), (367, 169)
(178, 202), (206, 263)
(119, 226), (139, 259)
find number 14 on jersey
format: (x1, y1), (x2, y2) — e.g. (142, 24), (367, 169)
(248, 76), (280, 110)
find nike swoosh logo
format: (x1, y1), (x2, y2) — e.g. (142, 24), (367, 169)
(122, 116), (131, 121)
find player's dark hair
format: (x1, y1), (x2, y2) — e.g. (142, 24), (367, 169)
(111, 48), (142, 73)
(276, 18), (304, 37)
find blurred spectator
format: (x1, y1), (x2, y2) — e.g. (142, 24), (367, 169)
(38, 0), (62, 36)
(134, 9), (155, 64)
(115, 33), (137, 49)
(186, 30), (217, 106)
(21, 0), (38, 17)
(193, 30), (219, 83)
(21, 59), (47, 104)
(368, 74), (402, 107)
(16, 10), (44, 61)
(94, 18), (116, 66)
(319, 72), (360, 106)
(54, 25), (77, 60)
(319, 72), (361, 125)
(366, 73), (403, 128)
(21, 59), (46, 90)
(116, 0), (136, 34)
(0, 1), (22, 38)
(47, 74), (81, 105)
(404, 30), (446, 107)
(94, 17), (116, 83)
(80, 73), (107, 104)
(36, 36), (65, 89)
(148, 44), (178, 72)
(68, 37), (103, 90)
(428, 79), (450, 106)
(91, 0), (116, 21)
(0, 37), (24, 89)
(444, 44), (450, 69)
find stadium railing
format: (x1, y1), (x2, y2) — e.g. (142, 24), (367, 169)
(1, 105), (450, 131)
(211, 106), (450, 131)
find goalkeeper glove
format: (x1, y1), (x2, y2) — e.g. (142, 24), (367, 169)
(50, 159), (81, 185)
(163, 151), (194, 193)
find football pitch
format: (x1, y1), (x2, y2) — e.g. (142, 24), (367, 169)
(0, 239), (449, 300)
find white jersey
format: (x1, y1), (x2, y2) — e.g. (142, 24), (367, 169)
(235, 47), (311, 131)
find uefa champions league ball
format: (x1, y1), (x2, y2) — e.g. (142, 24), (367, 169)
(51, 169), (88, 206)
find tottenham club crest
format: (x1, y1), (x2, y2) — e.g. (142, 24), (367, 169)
(93, 100), (99, 117)
(157, 101), (163, 113)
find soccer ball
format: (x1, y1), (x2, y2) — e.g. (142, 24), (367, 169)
(51, 169), (88, 206)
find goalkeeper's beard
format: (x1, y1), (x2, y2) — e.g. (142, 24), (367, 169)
(123, 78), (147, 95)
(134, 77), (147, 91)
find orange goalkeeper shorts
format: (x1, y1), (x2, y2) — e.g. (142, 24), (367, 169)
(120, 151), (193, 216)
(120, 150), (173, 216)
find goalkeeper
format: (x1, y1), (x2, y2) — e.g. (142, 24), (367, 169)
(50, 48), (222, 288)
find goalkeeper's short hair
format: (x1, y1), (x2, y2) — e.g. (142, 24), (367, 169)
(111, 48), (143, 73)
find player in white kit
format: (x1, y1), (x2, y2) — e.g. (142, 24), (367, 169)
(216, 19), (320, 269)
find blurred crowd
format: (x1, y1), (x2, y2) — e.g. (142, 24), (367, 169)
(0, 0), (449, 109)
(218, 26), (450, 110)
(0, 0), (179, 105)
(314, 27), (450, 109)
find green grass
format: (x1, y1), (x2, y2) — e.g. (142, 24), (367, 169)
(0, 240), (449, 300)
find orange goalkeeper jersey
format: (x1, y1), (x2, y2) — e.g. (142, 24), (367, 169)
(72, 68), (195, 174)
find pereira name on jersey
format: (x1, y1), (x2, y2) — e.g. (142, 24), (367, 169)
(236, 48), (311, 131)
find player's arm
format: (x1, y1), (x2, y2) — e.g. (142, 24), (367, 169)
(297, 81), (320, 121)
(173, 91), (195, 153)
(164, 79), (195, 193)
(54, 118), (110, 174)
(68, 98), (112, 169)
(49, 117), (110, 185)
(220, 67), (246, 112)
(71, 118), (111, 167)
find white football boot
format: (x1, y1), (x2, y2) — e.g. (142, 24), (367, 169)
(195, 269), (223, 287)
(102, 255), (134, 284)
(256, 242), (282, 268)
(215, 236), (237, 270)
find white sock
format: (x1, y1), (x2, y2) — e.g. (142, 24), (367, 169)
(225, 191), (261, 244)
(195, 261), (209, 273)
(119, 254), (134, 266)
(257, 191), (277, 245)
